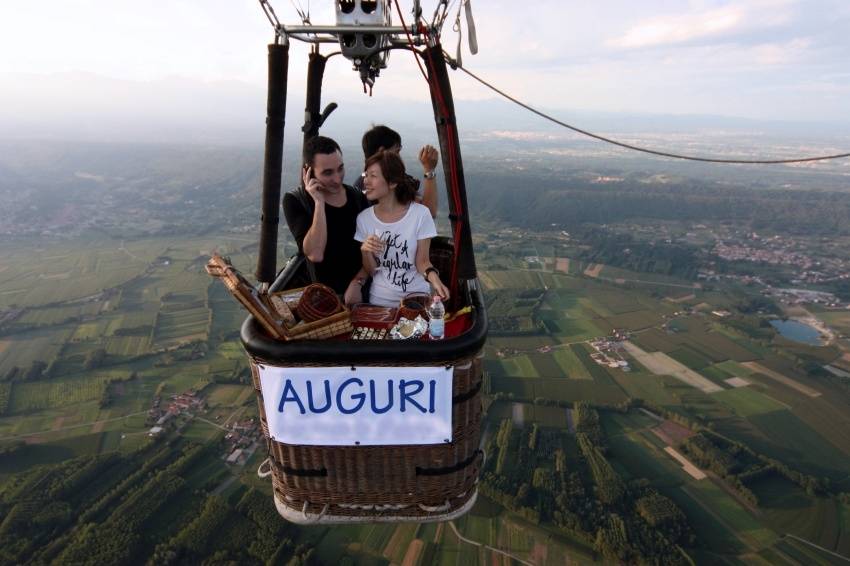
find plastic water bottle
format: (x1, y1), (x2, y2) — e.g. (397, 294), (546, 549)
(428, 295), (445, 340)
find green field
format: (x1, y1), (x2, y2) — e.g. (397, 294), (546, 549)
(750, 475), (844, 552)
(714, 359), (754, 376)
(713, 387), (788, 417)
(9, 376), (111, 413)
(668, 344), (715, 370)
(552, 348), (592, 379)
(3, 229), (850, 564)
(0, 326), (71, 376)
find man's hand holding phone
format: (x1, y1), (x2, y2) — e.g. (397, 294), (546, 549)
(302, 165), (326, 204)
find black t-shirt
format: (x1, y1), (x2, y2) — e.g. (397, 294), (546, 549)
(282, 185), (369, 295)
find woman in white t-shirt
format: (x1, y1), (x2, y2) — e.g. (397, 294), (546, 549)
(355, 150), (450, 308)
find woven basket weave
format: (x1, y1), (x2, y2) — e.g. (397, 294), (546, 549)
(249, 351), (484, 522)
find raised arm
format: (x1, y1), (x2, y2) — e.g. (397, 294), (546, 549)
(300, 166), (328, 262)
(418, 145), (439, 218)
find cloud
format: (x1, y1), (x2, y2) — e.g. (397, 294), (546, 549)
(608, 1), (794, 49)
(609, 6), (743, 48)
(752, 38), (811, 65)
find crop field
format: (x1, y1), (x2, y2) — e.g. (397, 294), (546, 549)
(622, 341), (723, 393)
(713, 388), (787, 417)
(700, 364), (732, 381)
(525, 351), (565, 378)
(609, 371), (680, 405)
(597, 264), (696, 286)
(742, 362), (821, 397)
(0, 326), (70, 377)
(714, 360), (753, 377)
(602, 309), (664, 331)
(665, 481), (776, 564)
(683, 481), (778, 549)
(105, 335), (151, 357)
(631, 328), (679, 353)
(152, 306), (210, 348)
(543, 316), (603, 341)
(490, 355), (538, 378)
(9, 376), (110, 413)
(691, 331), (761, 362)
(713, 411), (850, 483)
(17, 302), (104, 326)
(478, 269), (543, 290)
(668, 345), (715, 370)
(673, 388), (736, 420)
(0, 241), (156, 309)
(772, 537), (848, 566)
(491, 368), (627, 404)
(749, 475), (844, 552)
(70, 319), (110, 341)
(551, 348), (592, 379)
(208, 282), (247, 339)
(585, 289), (646, 314)
(606, 426), (692, 493)
(206, 384), (247, 407)
(526, 405), (569, 427)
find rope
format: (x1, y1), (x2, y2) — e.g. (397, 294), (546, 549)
(450, 59), (850, 165)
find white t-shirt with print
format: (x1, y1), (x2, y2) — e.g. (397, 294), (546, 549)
(355, 202), (437, 307)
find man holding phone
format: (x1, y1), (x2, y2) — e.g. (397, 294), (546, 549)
(283, 136), (370, 304)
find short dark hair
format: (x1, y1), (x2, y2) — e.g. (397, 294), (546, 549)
(362, 125), (401, 158)
(303, 136), (342, 167)
(364, 150), (417, 205)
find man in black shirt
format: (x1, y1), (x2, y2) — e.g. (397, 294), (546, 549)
(283, 136), (369, 304)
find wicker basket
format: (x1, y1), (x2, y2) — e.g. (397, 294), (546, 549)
(241, 238), (487, 524)
(270, 286), (352, 340)
(250, 351), (484, 523)
(296, 283), (342, 322)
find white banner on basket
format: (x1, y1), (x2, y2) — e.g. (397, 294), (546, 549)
(258, 365), (454, 446)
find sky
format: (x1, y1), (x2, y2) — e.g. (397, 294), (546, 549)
(2, 0), (850, 143)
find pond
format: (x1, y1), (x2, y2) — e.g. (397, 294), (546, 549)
(769, 319), (824, 346)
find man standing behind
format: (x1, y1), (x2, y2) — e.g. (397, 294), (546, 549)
(354, 125), (439, 218)
(283, 136), (369, 305)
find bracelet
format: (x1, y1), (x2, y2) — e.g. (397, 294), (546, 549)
(423, 170), (437, 180)
(424, 266), (439, 280)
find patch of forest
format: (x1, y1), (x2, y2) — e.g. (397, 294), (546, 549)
(469, 172), (850, 236)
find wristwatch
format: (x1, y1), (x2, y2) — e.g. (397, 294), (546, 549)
(424, 266), (439, 280)
(423, 170), (437, 180)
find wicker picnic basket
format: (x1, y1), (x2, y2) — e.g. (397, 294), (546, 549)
(270, 285), (353, 340)
(242, 240), (488, 524)
(206, 255), (352, 341)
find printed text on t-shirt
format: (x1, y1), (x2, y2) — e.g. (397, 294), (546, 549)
(378, 230), (414, 292)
